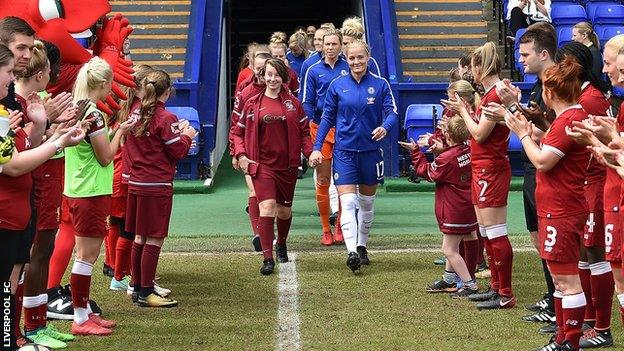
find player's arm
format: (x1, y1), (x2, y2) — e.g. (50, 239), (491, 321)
(298, 104), (313, 158)
(231, 103), (249, 160)
(410, 148), (450, 182)
(442, 93), (496, 143)
(300, 67), (317, 119)
(314, 83), (339, 151)
(162, 115), (193, 162)
(91, 111), (135, 166)
(380, 81), (398, 131)
(507, 111), (562, 172)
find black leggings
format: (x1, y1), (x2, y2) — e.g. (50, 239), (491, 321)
(0, 229), (22, 281)
(509, 6), (538, 36)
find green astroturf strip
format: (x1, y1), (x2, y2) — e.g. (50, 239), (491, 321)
(298, 251), (624, 351)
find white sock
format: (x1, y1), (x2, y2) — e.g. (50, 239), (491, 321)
(74, 307), (89, 325)
(340, 193), (358, 253)
(329, 177), (339, 214)
(357, 194), (375, 247)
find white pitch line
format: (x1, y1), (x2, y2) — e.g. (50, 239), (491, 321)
(276, 253), (301, 351)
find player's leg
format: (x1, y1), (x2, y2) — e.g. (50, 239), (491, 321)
(253, 170), (280, 275)
(578, 248), (594, 327)
(550, 265), (586, 351)
(316, 159), (333, 245)
(354, 149), (384, 265)
(274, 169), (298, 264)
(110, 217), (132, 292)
(47, 197), (75, 290)
(444, 233), (479, 297)
(245, 175), (261, 252)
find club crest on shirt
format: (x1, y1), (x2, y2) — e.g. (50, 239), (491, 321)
(368, 87), (375, 94)
(263, 115), (286, 123)
(334, 172), (339, 180)
(341, 70), (348, 76)
(367, 97), (375, 105)
(170, 122), (181, 134)
(284, 100), (295, 112)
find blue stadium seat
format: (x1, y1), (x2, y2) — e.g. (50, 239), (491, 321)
(404, 104), (441, 144)
(595, 25), (624, 43)
(514, 28), (526, 49)
(592, 4), (624, 25)
(550, 4), (587, 25)
(508, 133), (522, 152)
(514, 49), (524, 72)
(165, 106), (200, 156)
(586, 2), (615, 23)
(557, 26), (574, 47)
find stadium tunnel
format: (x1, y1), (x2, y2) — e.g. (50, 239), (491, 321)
(226, 0), (363, 96)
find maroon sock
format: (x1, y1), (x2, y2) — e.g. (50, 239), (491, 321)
(114, 237), (133, 281)
(140, 244), (162, 291)
(477, 235), (485, 265)
(562, 292), (586, 349)
(130, 242), (144, 290)
(590, 265), (614, 330)
(258, 216), (275, 260)
(70, 274), (91, 309)
(490, 236), (514, 297)
(276, 216), (292, 246)
(13, 281), (23, 338)
(38, 303), (48, 329)
(482, 237), (500, 292)
(579, 264), (595, 322)
(105, 224), (120, 268)
(463, 239), (479, 280)
(555, 292), (565, 344)
(248, 196), (260, 235)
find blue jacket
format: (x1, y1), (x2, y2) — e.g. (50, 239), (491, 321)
(286, 51), (306, 80)
(298, 51), (322, 88)
(314, 71), (398, 152)
(300, 57), (350, 124)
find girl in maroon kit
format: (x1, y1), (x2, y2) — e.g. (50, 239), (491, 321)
(232, 58), (313, 275)
(507, 57), (589, 351)
(401, 116), (479, 297)
(442, 42), (515, 310)
(124, 70), (196, 308)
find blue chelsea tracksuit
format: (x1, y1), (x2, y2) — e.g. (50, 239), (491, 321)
(300, 57), (350, 125)
(314, 71), (398, 185)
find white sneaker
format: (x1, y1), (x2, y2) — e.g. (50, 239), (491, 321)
(154, 282), (171, 297)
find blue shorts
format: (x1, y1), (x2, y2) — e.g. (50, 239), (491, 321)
(332, 149), (384, 186)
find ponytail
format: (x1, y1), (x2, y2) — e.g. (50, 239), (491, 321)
(136, 70), (171, 137)
(574, 22), (600, 50)
(117, 64), (153, 124)
(472, 42), (501, 81)
(72, 57), (112, 122)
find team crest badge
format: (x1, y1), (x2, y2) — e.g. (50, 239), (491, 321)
(284, 100), (295, 112)
(341, 70), (347, 76)
(334, 172), (339, 180)
(171, 122), (180, 133)
(368, 87), (375, 94)
(367, 97), (375, 104)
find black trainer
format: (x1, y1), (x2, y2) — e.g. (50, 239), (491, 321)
(579, 328), (613, 349)
(468, 288), (497, 302)
(329, 212), (338, 226)
(346, 252), (361, 272)
(46, 286), (74, 320)
(526, 293), (550, 312)
(252, 235), (262, 252)
(475, 295), (516, 310)
(475, 260), (488, 273)
(426, 280), (457, 293)
(523, 310), (556, 323)
(356, 246), (370, 265)
(260, 258), (275, 275)
(276, 243), (288, 263)
(102, 263), (114, 278)
(534, 335), (560, 351)
(450, 286), (478, 299)
(559, 341), (579, 351)
(538, 322), (557, 335)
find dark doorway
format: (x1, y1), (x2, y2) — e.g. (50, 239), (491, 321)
(226, 0), (360, 98)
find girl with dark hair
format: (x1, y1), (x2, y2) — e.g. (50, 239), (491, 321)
(124, 70), (196, 307)
(507, 57), (589, 351)
(232, 59), (313, 275)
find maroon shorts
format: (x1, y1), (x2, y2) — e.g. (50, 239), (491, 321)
(471, 166), (511, 208)
(66, 196), (111, 237)
(60, 196), (71, 223)
(252, 165), (298, 207)
(110, 183), (128, 218)
(33, 158), (64, 231)
(538, 214), (586, 264)
(125, 193), (172, 238)
(583, 182), (605, 248)
(605, 211), (622, 263)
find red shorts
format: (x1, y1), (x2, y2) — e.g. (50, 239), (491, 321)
(125, 193), (172, 238)
(66, 196), (111, 237)
(605, 211), (622, 263)
(60, 196), (71, 223)
(33, 158), (64, 230)
(309, 121), (334, 160)
(538, 214), (586, 264)
(110, 183), (128, 218)
(583, 182), (605, 248)
(252, 165), (298, 207)
(471, 166), (511, 208)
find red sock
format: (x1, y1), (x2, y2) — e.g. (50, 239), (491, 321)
(39, 301), (47, 329)
(490, 235), (514, 297)
(105, 223), (120, 268)
(463, 239), (479, 280)
(258, 216), (275, 260)
(578, 262), (595, 322)
(114, 237), (133, 281)
(562, 292), (586, 349)
(276, 216), (292, 245)
(555, 291), (565, 345)
(130, 242), (144, 290)
(23, 297), (39, 333)
(590, 262), (614, 330)
(477, 235), (485, 265)
(248, 196), (260, 235)
(69, 260), (93, 309)
(140, 244), (161, 290)
(13, 281), (23, 337)
(47, 221), (75, 289)
(482, 237), (500, 292)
